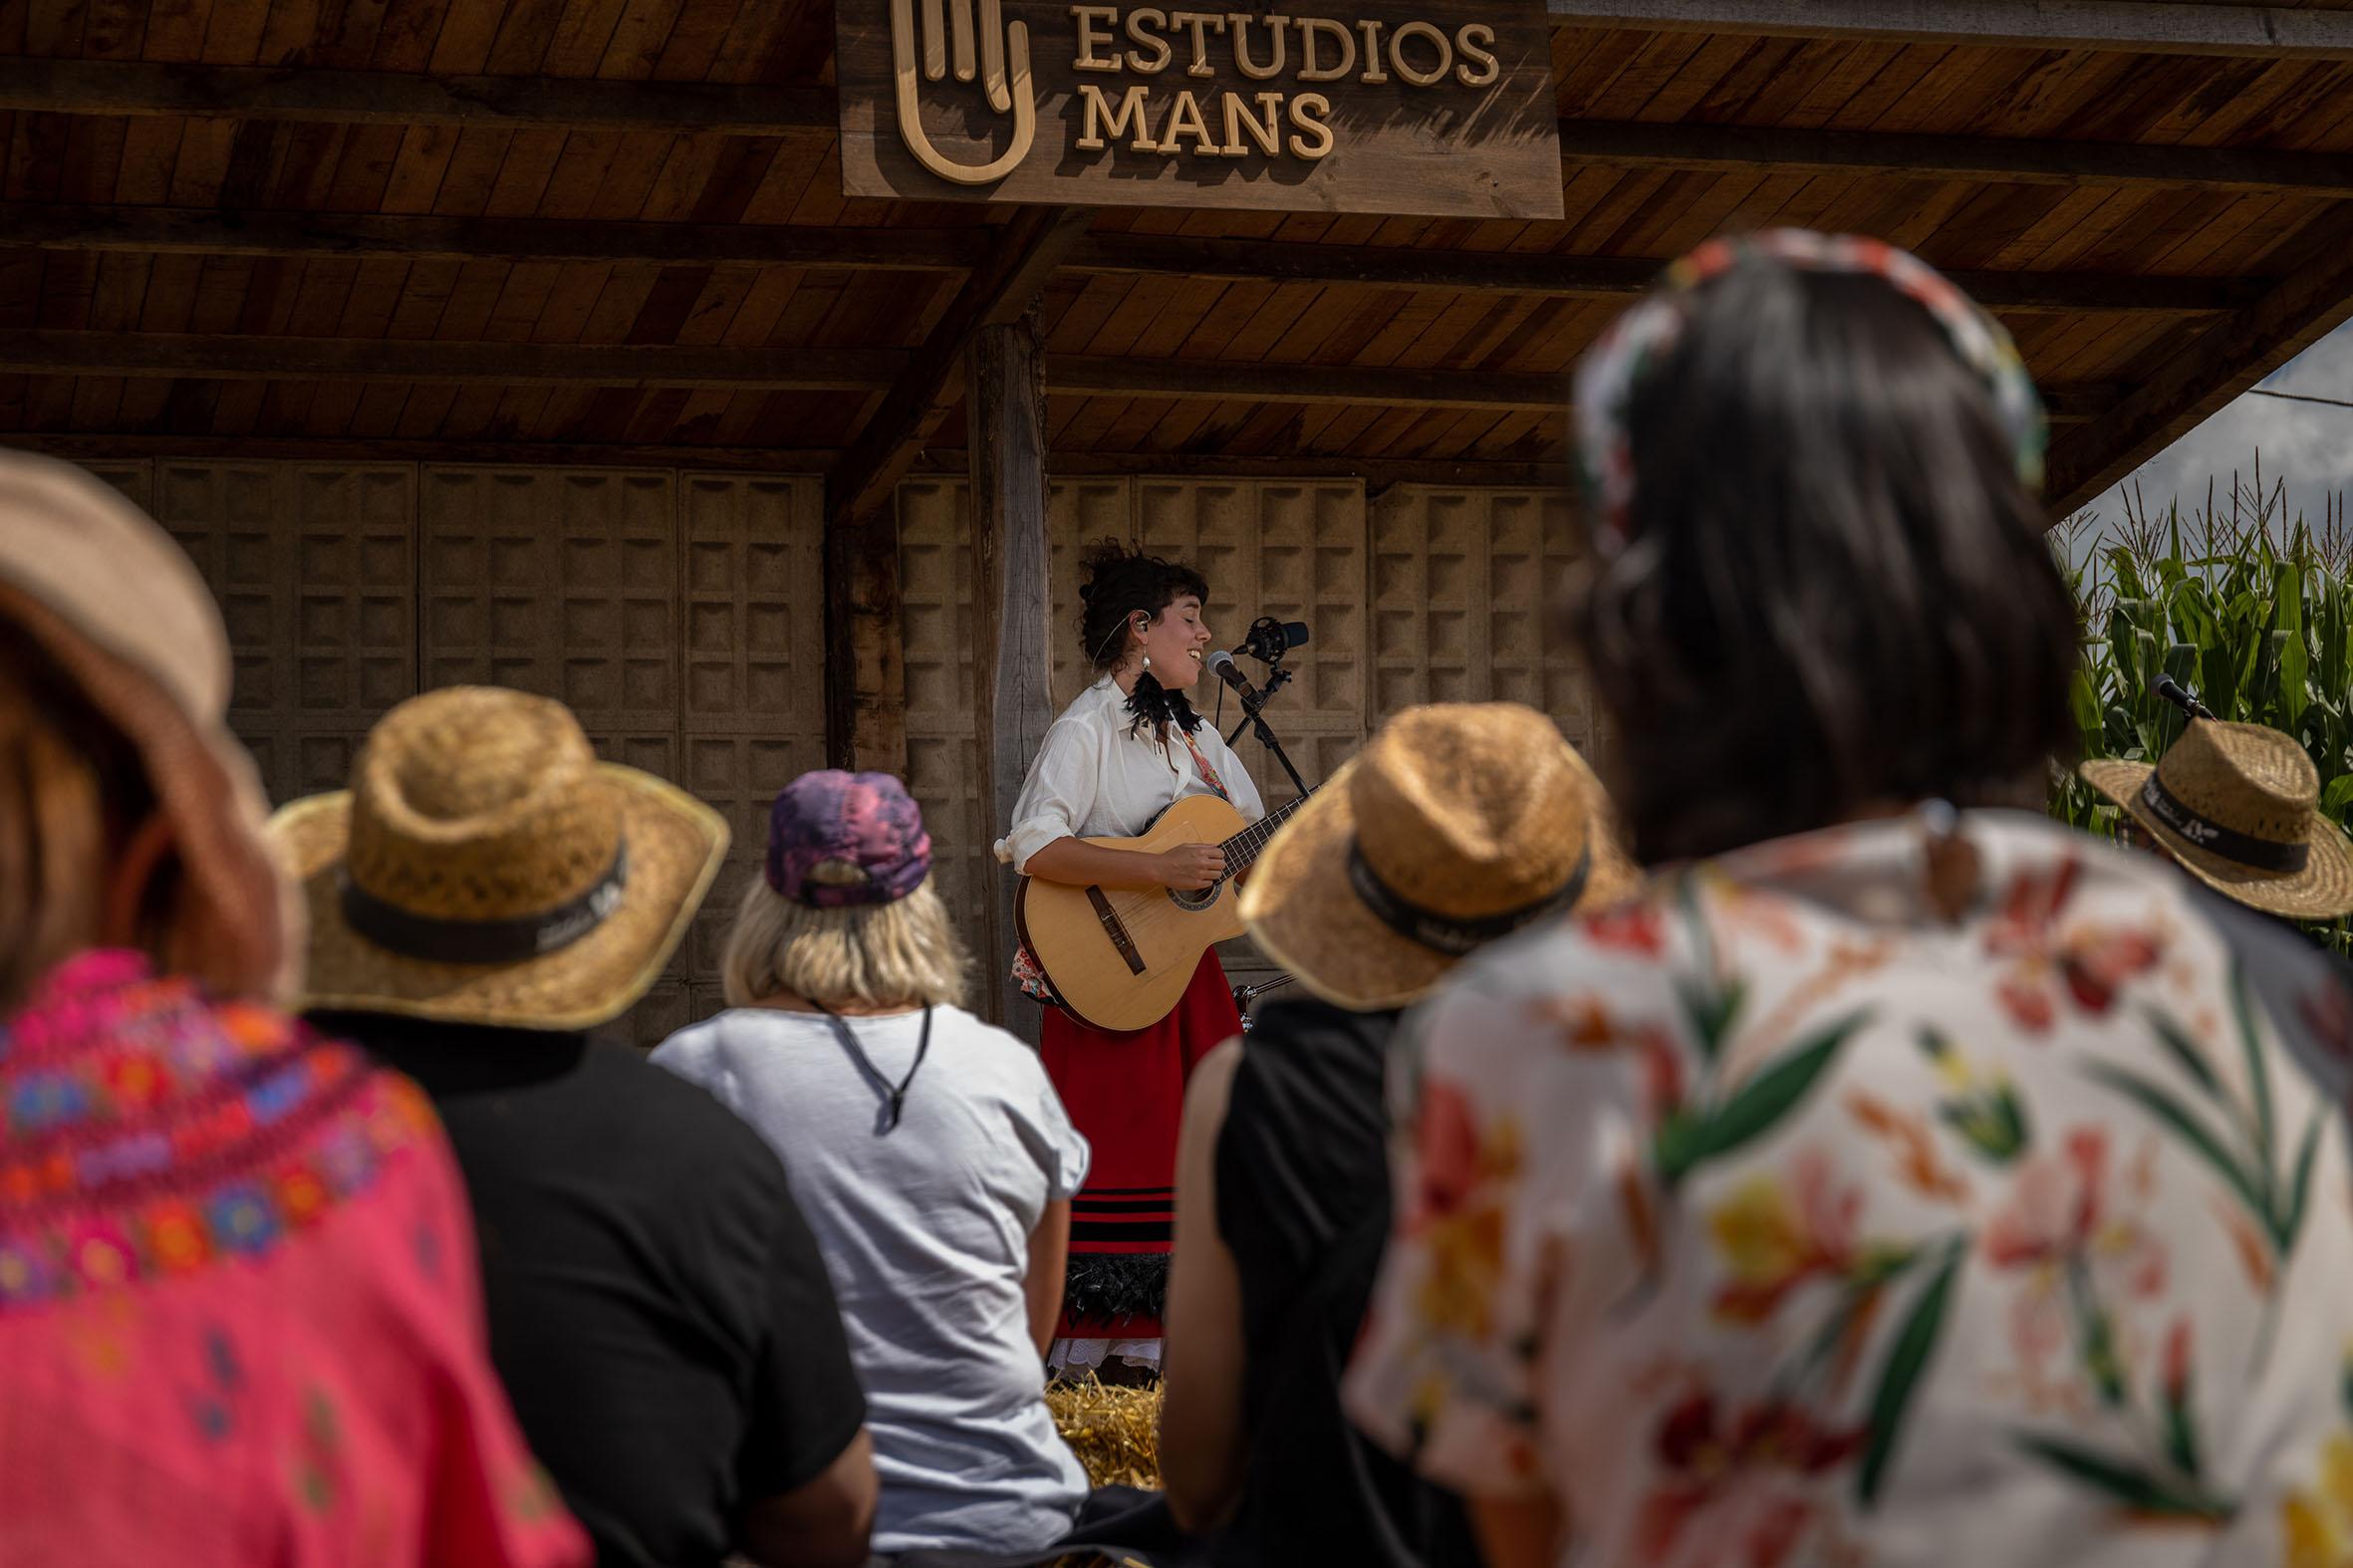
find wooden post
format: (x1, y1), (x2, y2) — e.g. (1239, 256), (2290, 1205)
(821, 498), (908, 778)
(967, 307), (1054, 1039)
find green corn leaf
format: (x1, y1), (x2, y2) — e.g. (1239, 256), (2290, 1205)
(1858, 1236), (1966, 1507)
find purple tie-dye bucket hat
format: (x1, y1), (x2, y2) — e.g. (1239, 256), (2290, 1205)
(765, 770), (933, 909)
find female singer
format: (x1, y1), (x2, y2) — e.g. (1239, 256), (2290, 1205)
(995, 540), (1265, 1375)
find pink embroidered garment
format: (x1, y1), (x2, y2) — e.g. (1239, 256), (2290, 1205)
(0, 950), (590, 1568)
(1346, 812), (2353, 1568)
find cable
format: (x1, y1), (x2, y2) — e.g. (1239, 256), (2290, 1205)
(2247, 389), (2353, 413)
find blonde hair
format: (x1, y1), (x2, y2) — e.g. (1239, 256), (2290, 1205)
(721, 868), (971, 1010)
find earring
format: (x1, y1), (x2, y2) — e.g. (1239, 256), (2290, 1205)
(1142, 653), (1153, 671)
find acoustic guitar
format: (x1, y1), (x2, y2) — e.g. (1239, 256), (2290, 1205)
(1015, 791), (1311, 1033)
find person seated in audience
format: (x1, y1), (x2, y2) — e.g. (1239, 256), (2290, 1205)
(272, 685), (875, 1568)
(0, 454), (586, 1568)
(1158, 701), (1637, 1567)
(1343, 231), (2353, 1568)
(652, 771), (1093, 1561)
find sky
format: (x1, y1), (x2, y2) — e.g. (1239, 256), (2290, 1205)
(2094, 316), (2353, 535)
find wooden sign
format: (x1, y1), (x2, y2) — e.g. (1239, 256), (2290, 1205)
(835, 1), (1564, 218)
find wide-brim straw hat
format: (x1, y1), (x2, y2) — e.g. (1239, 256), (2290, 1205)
(2081, 717), (2353, 920)
(0, 452), (298, 1003)
(1240, 702), (1639, 1011)
(271, 686), (727, 1031)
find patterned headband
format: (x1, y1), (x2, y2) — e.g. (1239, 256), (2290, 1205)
(1571, 230), (2047, 553)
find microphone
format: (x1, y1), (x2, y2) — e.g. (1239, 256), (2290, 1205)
(1204, 649), (1256, 693)
(2154, 675), (2215, 721)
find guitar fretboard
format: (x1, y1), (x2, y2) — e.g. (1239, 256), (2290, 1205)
(1217, 791), (1314, 877)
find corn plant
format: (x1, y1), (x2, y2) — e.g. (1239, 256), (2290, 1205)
(2050, 463), (2353, 952)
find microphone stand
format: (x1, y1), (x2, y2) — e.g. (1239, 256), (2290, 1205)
(1223, 660), (1310, 799)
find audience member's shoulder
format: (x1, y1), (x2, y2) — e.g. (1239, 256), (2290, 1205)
(579, 1036), (788, 1177)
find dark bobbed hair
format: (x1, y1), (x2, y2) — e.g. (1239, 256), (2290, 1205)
(1575, 264), (2080, 866)
(1076, 539), (1210, 673)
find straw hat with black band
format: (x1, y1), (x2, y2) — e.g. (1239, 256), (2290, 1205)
(1239, 702), (1640, 1011)
(272, 685), (728, 1031)
(2080, 717), (2353, 921)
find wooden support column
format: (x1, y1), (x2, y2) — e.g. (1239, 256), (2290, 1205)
(821, 514), (907, 777)
(967, 309), (1054, 1038)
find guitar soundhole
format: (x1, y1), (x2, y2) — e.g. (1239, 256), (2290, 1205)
(1168, 882), (1224, 913)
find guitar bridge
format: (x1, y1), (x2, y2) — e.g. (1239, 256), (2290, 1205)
(1084, 887), (1148, 976)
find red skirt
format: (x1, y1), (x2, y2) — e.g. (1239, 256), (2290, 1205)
(1040, 947), (1241, 1339)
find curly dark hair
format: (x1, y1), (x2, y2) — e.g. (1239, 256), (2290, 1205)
(1573, 263), (2079, 866)
(1075, 540), (1210, 673)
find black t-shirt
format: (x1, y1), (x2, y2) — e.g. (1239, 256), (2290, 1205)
(321, 1013), (867, 1568)
(1212, 996), (1479, 1568)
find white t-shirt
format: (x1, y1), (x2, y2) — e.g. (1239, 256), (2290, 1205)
(995, 676), (1266, 873)
(651, 1005), (1092, 1556)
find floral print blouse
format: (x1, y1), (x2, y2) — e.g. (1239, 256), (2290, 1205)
(1345, 811), (2353, 1568)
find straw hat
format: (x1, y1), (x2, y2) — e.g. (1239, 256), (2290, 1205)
(1239, 702), (1640, 1011)
(271, 686), (727, 1031)
(2081, 718), (2353, 920)
(0, 451), (298, 1003)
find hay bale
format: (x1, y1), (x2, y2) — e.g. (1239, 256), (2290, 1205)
(1047, 1376), (1163, 1489)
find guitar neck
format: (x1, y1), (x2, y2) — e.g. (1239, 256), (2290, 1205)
(1219, 791), (1313, 875)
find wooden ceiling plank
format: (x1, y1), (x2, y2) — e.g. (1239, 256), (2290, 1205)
(2049, 205), (2353, 513)
(145, 0), (224, 62)
(322, 120), (402, 210)
(1545, 0), (2353, 60)
(112, 114), (183, 202)
(371, 0), (457, 71)
(26, 0), (90, 54)
(542, 0), (633, 79)
(825, 203), (1093, 525)
(597, 0), (684, 79)
(649, 0), (743, 80)
(480, 125), (567, 216)
(379, 122), (461, 212)
(195, 13), (274, 86)
(425, 0), (501, 70)
(85, 0), (151, 61)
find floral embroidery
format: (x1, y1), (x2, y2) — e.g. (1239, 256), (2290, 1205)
(0, 953), (438, 1311)
(1347, 813), (2353, 1563)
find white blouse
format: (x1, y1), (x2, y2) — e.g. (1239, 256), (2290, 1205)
(995, 677), (1266, 872)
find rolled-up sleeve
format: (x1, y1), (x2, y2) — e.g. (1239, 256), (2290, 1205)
(995, 718), (1099, 873)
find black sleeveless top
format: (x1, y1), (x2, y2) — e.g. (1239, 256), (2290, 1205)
(1211, 996), (1479, 1568)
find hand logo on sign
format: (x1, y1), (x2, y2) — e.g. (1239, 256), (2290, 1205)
(890, 0), (1035, 184)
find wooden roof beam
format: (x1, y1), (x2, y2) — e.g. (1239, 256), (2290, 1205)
(0, 333), (2116, 422)
(1558, 120), (2353, 200)
(1545, 0), (2353, 60)
(0, 203), (988, 271)
(0, 57), (837, 133)
(0, 206), (2251, 316)
(0, 431), (1571, 490)
(5, 61), (2348, 198)
(1045, 357), (2112, 421)
(0, 332), (907, 389)
(2047, 205), (2353, 514)
(1069, 233), (2252, 316)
